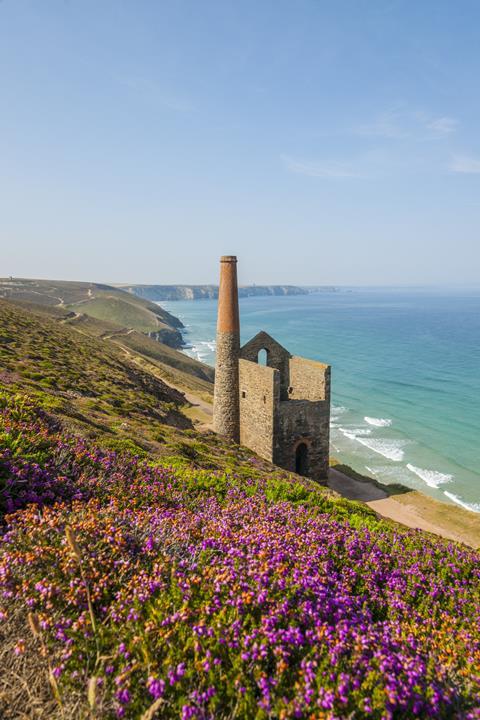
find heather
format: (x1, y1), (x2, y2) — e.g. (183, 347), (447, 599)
(1, 394), (479, 719)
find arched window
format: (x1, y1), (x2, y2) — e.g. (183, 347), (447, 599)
(295, 442), (309, 476)
(257, 348), (269, 366)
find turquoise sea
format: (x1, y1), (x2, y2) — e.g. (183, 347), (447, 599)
(160, 289), (480, 512)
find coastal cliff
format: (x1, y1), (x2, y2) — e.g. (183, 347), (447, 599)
(119, 284), (312, 301)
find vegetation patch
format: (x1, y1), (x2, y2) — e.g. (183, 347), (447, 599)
(1, 298), (479, 719)
(0, 393), (479, 719)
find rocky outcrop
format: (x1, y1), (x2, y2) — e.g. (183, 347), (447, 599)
(149, 328), (184, 349)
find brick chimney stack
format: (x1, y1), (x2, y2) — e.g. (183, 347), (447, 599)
(213, 255), (240, 442)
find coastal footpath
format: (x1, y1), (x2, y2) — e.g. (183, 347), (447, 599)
(0, 277), (185, 348)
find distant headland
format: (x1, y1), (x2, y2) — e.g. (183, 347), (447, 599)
(117, 284), (338, 301)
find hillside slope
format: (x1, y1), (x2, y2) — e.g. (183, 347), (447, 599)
(0, 299), (479, 719)
(0, 278), (184, 347)
(0, 300), (251, 469)
(0, 299), (190, 440)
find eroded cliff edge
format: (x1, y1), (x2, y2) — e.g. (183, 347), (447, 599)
(119, 284), (337, 301)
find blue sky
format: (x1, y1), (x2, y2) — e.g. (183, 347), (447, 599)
(1, 0), (479, 285)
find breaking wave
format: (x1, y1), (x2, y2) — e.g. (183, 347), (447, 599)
(364, 417), (393, 427)
(339, 428), (406, 461)
(338, 427), (372, 438)
(406, 464), (453, 489)
(355, 437), (406, 462)
(186, 340), (216, 363)
(443, 491), (480, 513)
(331, 406), (348, 423)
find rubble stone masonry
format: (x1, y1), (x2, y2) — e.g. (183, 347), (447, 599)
(213, 257), (331, 481)
(213, 256), (240, 442)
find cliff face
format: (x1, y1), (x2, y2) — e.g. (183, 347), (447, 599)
(121, 284), (309, 301)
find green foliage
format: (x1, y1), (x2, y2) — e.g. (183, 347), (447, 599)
(0, 299), (189, 441)
(0, 392), (478, 720)
(2, 298), (479, 718)
(101, 437), (149, 458)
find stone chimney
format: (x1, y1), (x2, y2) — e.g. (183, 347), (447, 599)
(213, 255), (240, 442)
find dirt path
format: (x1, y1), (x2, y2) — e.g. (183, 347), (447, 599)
(106, 341), (214, 428)
(167, 384), (213, 429)
(101, 328), (135, 341)
(183, 389), (212, 417)
(60, 311), (82, 323)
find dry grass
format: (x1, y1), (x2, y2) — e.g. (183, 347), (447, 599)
(0, 608), (62, 719)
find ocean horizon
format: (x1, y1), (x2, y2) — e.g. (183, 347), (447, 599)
(160, 287), (480, 513)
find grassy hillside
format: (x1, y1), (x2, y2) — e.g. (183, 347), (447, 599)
(0, 278), (184, 347)
(0, 299), (479, 719)
(68, 313), (214, 397)
(0, 300), (259, 473)
(0, 278), (215, 398)
(0, 300), (190, 441)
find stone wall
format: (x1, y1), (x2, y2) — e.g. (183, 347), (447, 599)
(275, 399), (330, 480)
(288, 356), (330, 402)
(213, 330), (240, 441)
(213, 256), (241, 442)
(238, 340), (331, 481)
(239, 359), (279, 461)
(240, 331), (291, 400)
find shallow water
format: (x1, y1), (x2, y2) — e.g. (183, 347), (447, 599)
(160, 288), (480, 512)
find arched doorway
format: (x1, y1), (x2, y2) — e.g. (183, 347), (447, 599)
(257, 348), (269, 366)
(295, 442), (309, 476)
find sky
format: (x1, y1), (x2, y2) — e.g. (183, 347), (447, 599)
(1, 0), (479, 286)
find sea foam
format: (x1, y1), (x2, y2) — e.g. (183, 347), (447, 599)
(364, 416), (393, 427)
(406, 463), (453, 489)
(444, 491), (480, 513)
(356, 437), (406, 462)
(339, 428), (406, 461)
(198, 340), (216, 352)
(331, 405), (348, 422)
(338, 427), (372, 437)
(187, 340), (217, 362)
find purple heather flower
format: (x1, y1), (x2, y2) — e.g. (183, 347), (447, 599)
(116, 689), (130, 705)
(147, 677), (165, 699)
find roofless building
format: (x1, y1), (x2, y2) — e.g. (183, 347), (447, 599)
(213, 256), (331, 481)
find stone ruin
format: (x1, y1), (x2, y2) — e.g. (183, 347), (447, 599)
(213, 256), (331, 481)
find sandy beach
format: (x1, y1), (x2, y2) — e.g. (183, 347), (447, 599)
(328, 467), (480, 548)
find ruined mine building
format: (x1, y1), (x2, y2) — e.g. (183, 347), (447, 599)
(213, 256), (331, 481)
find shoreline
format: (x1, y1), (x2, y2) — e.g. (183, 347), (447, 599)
(159, 296), (480, 516)
(328, 464), (480, 548)
(178, 381), (480, 548)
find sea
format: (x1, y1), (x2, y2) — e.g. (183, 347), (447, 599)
(160, 288), (480, 513)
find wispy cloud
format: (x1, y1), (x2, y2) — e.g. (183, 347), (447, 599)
(281, 155), (361, 179)
(353, 109), (458, 140)
(426, 116), (458, 135)
(449, 155), (480, 174)
(354, 110), (408, 139)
